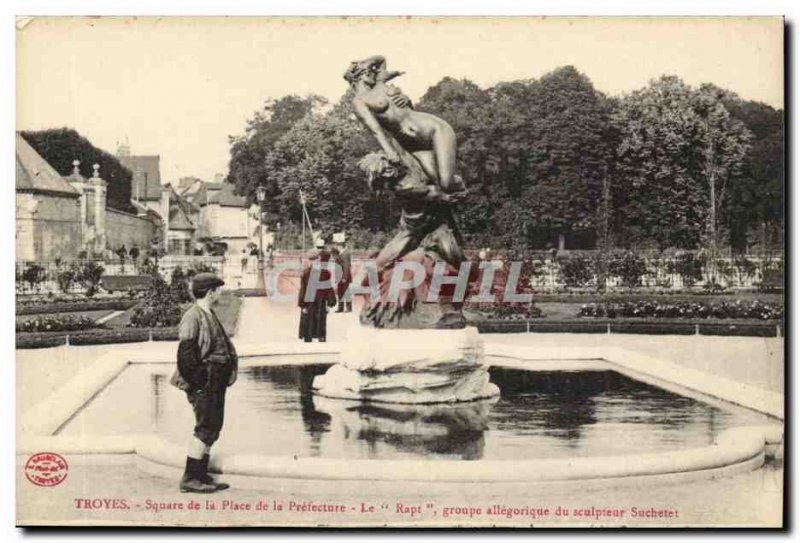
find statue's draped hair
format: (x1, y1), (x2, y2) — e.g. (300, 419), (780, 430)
(343, 60), (373, 84)
(343, 55), (387, 84)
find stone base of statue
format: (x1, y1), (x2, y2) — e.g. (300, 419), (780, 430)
(312, 327), (499, 404)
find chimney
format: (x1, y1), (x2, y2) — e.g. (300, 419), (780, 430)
(116, 136), (131, 157)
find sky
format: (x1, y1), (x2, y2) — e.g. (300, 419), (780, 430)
(16, 16), (784, 183)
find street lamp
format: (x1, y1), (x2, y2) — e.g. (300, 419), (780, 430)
(255, 185), (267, 293)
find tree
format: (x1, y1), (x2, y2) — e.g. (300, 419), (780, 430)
(718, 93), (784, 252)
(22, 263), (45, 293)
(488, 67), (617, 249)
(21, 128), (135, 213)
(77, 261), (104, 297)
(417, 78), (496, 243)
(693, 84), (751, 267)
(227, 95), (327, 208)
(224, 70), (777, 255)
(613, 76), (751, 251)
(416, 68), (616, 250)
(265, 100), (380, 239)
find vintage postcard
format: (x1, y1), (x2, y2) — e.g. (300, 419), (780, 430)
(15, 16), (784, 527)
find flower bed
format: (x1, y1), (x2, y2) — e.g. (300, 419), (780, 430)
(577, 300), (783, 321)
(15, 314), (102, 333)
(17, 291), (138, 303)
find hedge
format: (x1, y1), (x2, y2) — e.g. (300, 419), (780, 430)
(15, 334), (68, 349)
(699, 323), (781, 338)
(15, 327), (179, 349)
(16, 299), (138, 315)
(527, 321), (608, 334)
(475, 321), (528, 334)
(231, 288), (267, 297)
(68, 329), (150, 346)
(607, 322), (696, 336)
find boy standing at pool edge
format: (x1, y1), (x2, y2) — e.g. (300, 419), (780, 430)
(170, 272), (238, 493)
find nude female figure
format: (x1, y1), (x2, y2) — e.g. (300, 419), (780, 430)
(345, 56), (469, 328)
(344, 55), (463, 195)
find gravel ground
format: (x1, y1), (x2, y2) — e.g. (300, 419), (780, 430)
(16, 459), (783, 527)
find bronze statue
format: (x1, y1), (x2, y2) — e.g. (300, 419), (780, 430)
(311, 58), (499, 403)
(345, 55), (470, 328)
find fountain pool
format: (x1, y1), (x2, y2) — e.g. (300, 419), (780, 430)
(58, 362), (773, 461)
(19, 343), (782, 489)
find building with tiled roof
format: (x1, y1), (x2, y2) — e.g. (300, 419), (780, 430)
(16, 133), (81, 198)
(161, 184), (200, 255)
(16, 133), (82, 260)
(116, 142), (163, 207)
(17, 132), (160, 261)
(181, 179), (255, 257)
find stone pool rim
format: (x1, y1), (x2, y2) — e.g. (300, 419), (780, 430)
(19, 339), (784, 487)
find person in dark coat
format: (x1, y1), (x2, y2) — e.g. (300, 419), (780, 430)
(298, 249), (336, 342)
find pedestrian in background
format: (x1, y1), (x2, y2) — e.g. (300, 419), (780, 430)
(298, 248), (337, 342)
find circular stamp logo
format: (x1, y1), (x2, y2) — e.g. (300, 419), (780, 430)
(24, 452), (68, 487)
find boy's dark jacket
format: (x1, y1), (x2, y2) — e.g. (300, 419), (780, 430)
(170, 304), (238, 391)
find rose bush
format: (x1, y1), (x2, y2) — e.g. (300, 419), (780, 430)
(128, 273), (188, 328)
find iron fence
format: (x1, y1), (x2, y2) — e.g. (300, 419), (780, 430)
(16, 249), (783, 296)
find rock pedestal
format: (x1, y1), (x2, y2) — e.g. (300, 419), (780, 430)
(312, 327), (499, 404)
